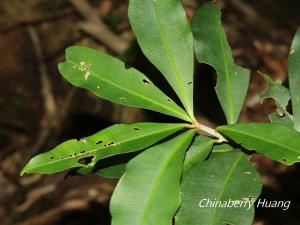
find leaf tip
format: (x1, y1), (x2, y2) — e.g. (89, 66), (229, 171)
(20, 167), (28, 176)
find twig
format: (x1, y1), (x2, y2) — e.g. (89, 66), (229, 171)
(15, 185), (56, 212)
(186, 122), (227, 143)
(15, 199), (90, 225)
(229, 0), (275, 32)
(27, 26), (57, 155)
(0, 9), (74, 34)
(70, 0), (128, 54)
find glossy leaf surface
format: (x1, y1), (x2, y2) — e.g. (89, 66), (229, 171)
(217, 123), (300, 165)
(192, 3), (250, 124)
(21, 123), (186, 175)
(128, 0), (194, 118)
(288, 28), (300, 131)
(176, 151), (262, 225)
(58, 46), (191, 122)
(110, 130), (195, 225)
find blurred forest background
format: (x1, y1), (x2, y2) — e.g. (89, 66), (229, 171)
(1, 0), (300, 224)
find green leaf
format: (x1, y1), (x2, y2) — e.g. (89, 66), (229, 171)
(73, 152), (138, 178)
(184, 135), (216, 173)
(260, 73), (293, 128)
(110, 130), (195, 225)
(21, 123), (186, 175)
(212, 143), (234, 153)
(128, 0), (194, 118)
(192, 3), (250, 124)
(70, 164), (126, 179)
(176, 151), (262, 225)
(96, 163), (126, 178)
(71, 159), (128, 179)
(269, 112), (294, 129)
(288, 28), (300, 131)
(217, 123), (300, 165)
(58, 46), (191, 122)
(260, 73), (292, 118)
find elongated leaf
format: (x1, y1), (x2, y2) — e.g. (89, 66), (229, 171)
(176, 151), (262, 225)
(217, 123), (300, 165)
(128, 0), (194, 118)
(192, 3), (250, 124)
(288, 28), (300, 131)
(21, 123), (186, 175)
(110, 130), (195, 225)
(58, 46), (191, 122)
(184, 135), (216, 173)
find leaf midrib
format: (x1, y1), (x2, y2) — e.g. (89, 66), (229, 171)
(66, 60), (190, 122)
(208, 153), (243, 225)
(212, 10), (234, 123)
(218, 126), (300, 155)
(140, 133), (190, 224)
(151, 1), (192, 117)
(25, 124), (185, 172)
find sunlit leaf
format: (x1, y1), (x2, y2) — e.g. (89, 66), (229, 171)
(58, 46), (191, 122)
(128, 0), (194, 118)
(21, 123), (186, 175)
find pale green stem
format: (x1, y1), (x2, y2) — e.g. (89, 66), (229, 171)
(187, 122), (227, 143)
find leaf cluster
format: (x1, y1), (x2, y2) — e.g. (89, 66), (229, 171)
(21, 1), (300, 225)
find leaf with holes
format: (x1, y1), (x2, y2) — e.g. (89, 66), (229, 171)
(260, 73), (293, 122)
(217, 123), (300, 165)
(128, 0), (194, 118)
(70, 162), (127, 179)
(110, 130), (195, 225)
(192, 3), (250, 124)
(176, 151), (262, 225)
(288, 28), (300, 131)
(58, 46), (191, 122)
(72, 152), (138, 179)
(21, 123), (186, 175)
